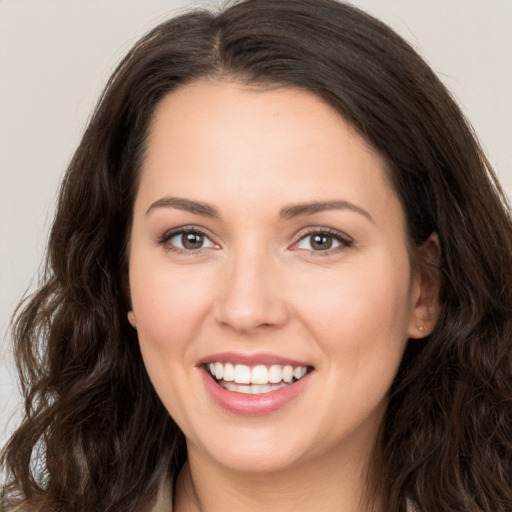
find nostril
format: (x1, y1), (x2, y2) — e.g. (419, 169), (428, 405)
(212, 267), (290, 332)
(213, 300), (290, 333)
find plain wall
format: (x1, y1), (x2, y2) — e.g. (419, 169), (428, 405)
(1, 0), (511, 449)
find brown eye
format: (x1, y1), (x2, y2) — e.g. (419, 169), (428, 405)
(310, 234), (333, 250)
(167, 230), (216, 251)
(181, 232), (204, 249)
(295, 230), (352, 252)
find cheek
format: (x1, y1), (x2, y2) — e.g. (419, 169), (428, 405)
(292, 254), (413, 367)
(129, 259), (218, 360)
(129, 262), (220, 422)
(294, 262), (413, 429)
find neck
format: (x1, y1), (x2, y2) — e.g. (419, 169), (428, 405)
(173, 442), (383, 512)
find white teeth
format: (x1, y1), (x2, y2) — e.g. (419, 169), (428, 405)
(283, 365), (293, 383)
(234, 364), (251, 384)
(251, 365), (269, 384)
(223, 362), (234, 382)
(214, 362), (224, 380)
(206, 362), (309, 388)
(251, 384), (262, 394)
(223, 381), (288, 394)
(268, 365), (283, 384)
(293, 366), (307, 379)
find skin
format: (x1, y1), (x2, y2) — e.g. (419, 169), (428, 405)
(128, 80), (440, 511)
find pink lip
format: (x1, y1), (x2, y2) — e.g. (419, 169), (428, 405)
(199, 366), (313, 416)
(198, 351), (311, 367)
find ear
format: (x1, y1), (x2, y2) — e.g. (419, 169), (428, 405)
(408, 233), (441, 339)
(121, 268), (136, 328)
(127, 310), (137, 329)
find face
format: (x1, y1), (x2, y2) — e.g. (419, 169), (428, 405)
(128, 80), (429, 474)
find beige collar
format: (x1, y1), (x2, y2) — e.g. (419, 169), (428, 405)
(152, 479), (173, 512)
(151, 479), (418, 511)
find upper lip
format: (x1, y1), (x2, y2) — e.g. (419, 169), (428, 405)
(198, 352), (312, 367)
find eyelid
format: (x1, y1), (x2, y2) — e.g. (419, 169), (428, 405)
(156, 225), (352, 255)
(157, 225), (219, 253)
(290, 227), (354, 253)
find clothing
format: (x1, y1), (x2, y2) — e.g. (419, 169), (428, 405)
(152, 480), (173, 512)
(151, 487), (418, 511)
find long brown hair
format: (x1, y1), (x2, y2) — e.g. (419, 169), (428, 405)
(2, 1), (511, 510)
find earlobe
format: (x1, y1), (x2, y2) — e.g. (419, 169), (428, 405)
(127, 310), (137, 329)
(408, 233), (442, 339)
(123, 273), (136, 328)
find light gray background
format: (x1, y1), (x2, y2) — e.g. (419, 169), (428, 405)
(1, 0), (511, 449)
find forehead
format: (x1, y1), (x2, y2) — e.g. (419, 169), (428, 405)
(144, 80), (371, 165)
(137, 80), (403, 230)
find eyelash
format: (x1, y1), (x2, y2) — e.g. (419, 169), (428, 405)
(293, 228), (353, 255)
(158, 226), (216, 254)
(157, 226), (353, 255)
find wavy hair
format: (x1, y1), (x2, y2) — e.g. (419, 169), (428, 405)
(2, 1), (511, 510)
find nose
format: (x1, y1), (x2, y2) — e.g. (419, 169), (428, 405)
(213, 247), (290, 333)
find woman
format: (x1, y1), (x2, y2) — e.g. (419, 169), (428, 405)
(2, 0), (511, 510)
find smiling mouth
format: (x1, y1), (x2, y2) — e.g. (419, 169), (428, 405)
(205, 362), (313, 395)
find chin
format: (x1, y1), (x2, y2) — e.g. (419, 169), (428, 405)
(187, 424), (314, 474)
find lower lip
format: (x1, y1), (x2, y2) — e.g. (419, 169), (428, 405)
(200, 368), (312, 416)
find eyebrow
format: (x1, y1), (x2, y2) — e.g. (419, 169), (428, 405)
(146, 196), (374, 223)
(146, 197), (220, 218)
(279, 200), (374, 223)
